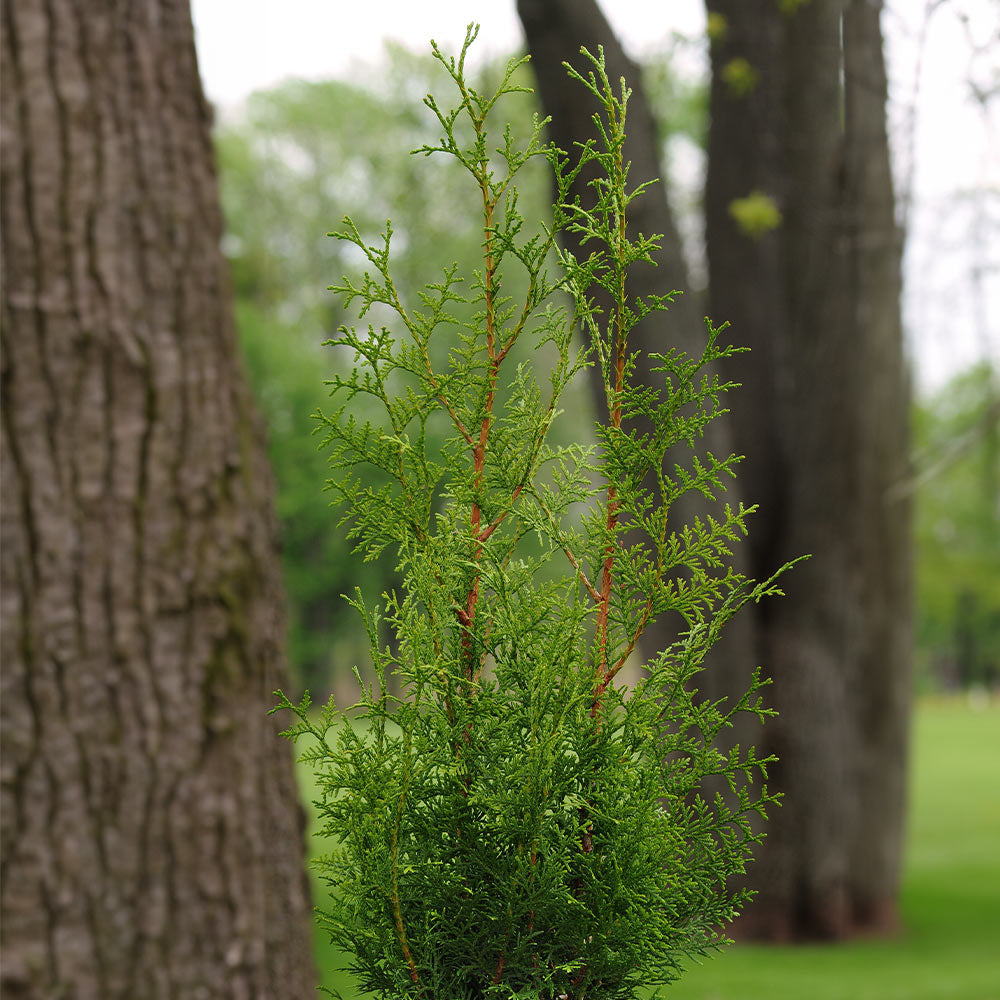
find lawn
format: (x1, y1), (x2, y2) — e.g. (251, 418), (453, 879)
(297, 696), (1000, 998)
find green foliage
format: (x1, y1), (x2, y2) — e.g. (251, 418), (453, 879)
(275, 25), (796, 1000)
(913, 363), (1000, 689)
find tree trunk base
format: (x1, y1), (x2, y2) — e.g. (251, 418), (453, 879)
(731, 895), (900, 943)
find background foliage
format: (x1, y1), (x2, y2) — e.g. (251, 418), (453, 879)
(912, 362), (1000, 690)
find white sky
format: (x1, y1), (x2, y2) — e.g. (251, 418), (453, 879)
(190, 1), (705, 104)
(191, 0), (998, 393)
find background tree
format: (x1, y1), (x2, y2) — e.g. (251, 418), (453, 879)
(0, 2), (315, 996)
(703, 0), (911, 940)
(519, 0), (912, 940)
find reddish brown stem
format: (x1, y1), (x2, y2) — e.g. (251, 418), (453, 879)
(459, 173), (498, 674)
(592, 163), (629, 719)
(594, 486), (619, 681)
(604, 598), (653, 689)
(593, 332), (626, 709)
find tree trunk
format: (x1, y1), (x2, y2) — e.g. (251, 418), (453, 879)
(519, 0), (912, 942)
(0, 2), (316, 996)
(704, 0), (911, 939)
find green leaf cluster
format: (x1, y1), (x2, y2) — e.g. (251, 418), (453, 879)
(276, 25), (796, 1000)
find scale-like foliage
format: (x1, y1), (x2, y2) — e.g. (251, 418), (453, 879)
(275, 25), (799, 1000)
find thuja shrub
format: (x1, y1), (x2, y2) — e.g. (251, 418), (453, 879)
(275, 25), (798, 1000)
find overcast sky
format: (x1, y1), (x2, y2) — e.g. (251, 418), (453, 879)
(190, 1), (998, 392)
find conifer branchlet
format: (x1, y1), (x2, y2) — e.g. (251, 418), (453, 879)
(275, 25), (799, 1000)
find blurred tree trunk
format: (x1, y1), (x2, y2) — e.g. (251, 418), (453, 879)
(519, 0), (911, 941)
(0, 2), (316, 997)
(704, 0), (911, 940)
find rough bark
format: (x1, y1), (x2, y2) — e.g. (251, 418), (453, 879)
(0, 2), (316, 996)
(703, 0), (911, 939)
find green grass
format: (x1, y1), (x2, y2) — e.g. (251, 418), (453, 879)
(298, 697), (1000, 998)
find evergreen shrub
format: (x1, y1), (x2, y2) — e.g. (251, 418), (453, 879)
(275, 25), (798, 999)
